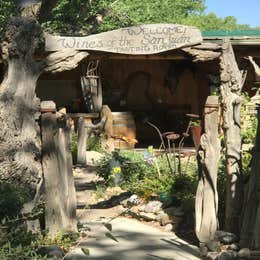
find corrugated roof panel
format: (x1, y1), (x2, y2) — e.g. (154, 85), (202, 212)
(202, 30), (260, 37)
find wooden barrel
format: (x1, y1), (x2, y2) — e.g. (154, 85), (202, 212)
(112, 112), (136, 149)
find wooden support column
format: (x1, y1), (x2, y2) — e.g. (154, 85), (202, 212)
(77, 117), (87, 165)
(195, 96), (221, 247)
(41, 112), (77, 236)
(219, 40), (247, 234)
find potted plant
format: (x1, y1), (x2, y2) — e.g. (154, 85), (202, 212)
(190, 118), (201, 151)
(186, 114), (201, 152)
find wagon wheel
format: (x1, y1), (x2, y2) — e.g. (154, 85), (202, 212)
(80, 61), (103, 113)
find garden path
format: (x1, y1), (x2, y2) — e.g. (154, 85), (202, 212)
(65, 166), (200, 260)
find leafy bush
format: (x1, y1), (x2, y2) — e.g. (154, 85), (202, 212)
(95, 150), (199, 200)
(39, 231), (79, 252)
(0, 182), (30, 220)
(0, 223), (50, 260)
(0, 219), (79, 259)
(86, 134), (103, 152)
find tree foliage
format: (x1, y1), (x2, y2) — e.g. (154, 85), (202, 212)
(0, 0), (17, 32)
(183, 12), (250, 31)
(0, 0), (252, 36)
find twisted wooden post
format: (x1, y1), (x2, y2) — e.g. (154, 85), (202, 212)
(219, 40), (247, 234)
(41, 112), (77, 236)
(195, 96), (220, 247)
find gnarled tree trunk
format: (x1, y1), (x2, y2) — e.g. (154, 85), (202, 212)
(219, 40), (247, 235)
(0, 16), (88, 231)
(0, 17), (43, 198)
(240, 107), (260, 249)
(240, 56), (260, 249)
(195, 96), (220, 247)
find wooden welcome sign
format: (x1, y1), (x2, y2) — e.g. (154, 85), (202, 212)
(45, 24), (202, 55)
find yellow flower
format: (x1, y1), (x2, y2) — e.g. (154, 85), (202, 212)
(112, 166), (122, 174)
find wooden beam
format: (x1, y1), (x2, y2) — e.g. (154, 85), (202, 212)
(87, 53), (187, 60)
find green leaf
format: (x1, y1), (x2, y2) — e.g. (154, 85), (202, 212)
(105, 232), (118, 242)
(81, 247), (90, 256)
(103, 223), (112, 232)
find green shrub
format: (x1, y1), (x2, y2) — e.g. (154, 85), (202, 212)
(0, 182), (30, 220)
(86, 134), (103, 152)
(0, 223), (50, 260)
(95, 150), (199, 201)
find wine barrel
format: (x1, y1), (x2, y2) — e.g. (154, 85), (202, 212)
(112, 112), (136, 149)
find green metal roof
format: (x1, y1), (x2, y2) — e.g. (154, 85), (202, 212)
(202, 30), (260, 38)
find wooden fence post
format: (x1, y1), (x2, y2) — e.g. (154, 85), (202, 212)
(195, 96), (220, 248)
(77, 117), (87, 165)
(219, 40), (247, 234)
(41, 112), (77, 236)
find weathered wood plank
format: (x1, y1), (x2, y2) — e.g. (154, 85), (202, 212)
(46, 24), (202, 54)
(43, 49), (89, 74)
(195, 96), (220, 245)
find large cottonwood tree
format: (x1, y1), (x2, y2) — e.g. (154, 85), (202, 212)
(0, 2), (88, 224)
(0, 0), (250, 35)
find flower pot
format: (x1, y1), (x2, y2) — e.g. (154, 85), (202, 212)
(190, 125), (201, 151)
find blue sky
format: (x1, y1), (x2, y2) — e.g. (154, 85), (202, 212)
(205, 0), (260, 28)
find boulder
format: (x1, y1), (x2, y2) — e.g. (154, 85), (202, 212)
(121, 194), (140, 207)
(226, 243), (240, 251)
(38, 245), (64, 259)
(238, 248), (251, 258)
(216, 251), (238, 260)
(204, 252), (219, 260)
(144, 201), (162, 213)
(157, 212), (172, 226)
(164, 224), (173, 232)
(214, 231), (238, 244)
(139, 212), (157, 221)
(86, 151), (104, 166)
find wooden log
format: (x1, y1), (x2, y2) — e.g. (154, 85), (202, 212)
(240, 107), (260, 249)
(195, 96), (221, 245)
(41, 112), (77, 236)
(182, 47), (221, 62)
(247, 56), (260, 81)
(77, 117), (87, 165)
(219, 39), (247, 234)
(43, 49), (89, 74)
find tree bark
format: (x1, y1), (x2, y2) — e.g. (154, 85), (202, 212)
(0, 17), (88, 232)
(247, 56), (260, 81)
(41, 112), (77, 236)
(0, 17), (43, 196)
(219, 39), (247, 235)
(195, 96), (220, 246)
(240, 107), (260, 249)
(240, 57), (260, 248)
